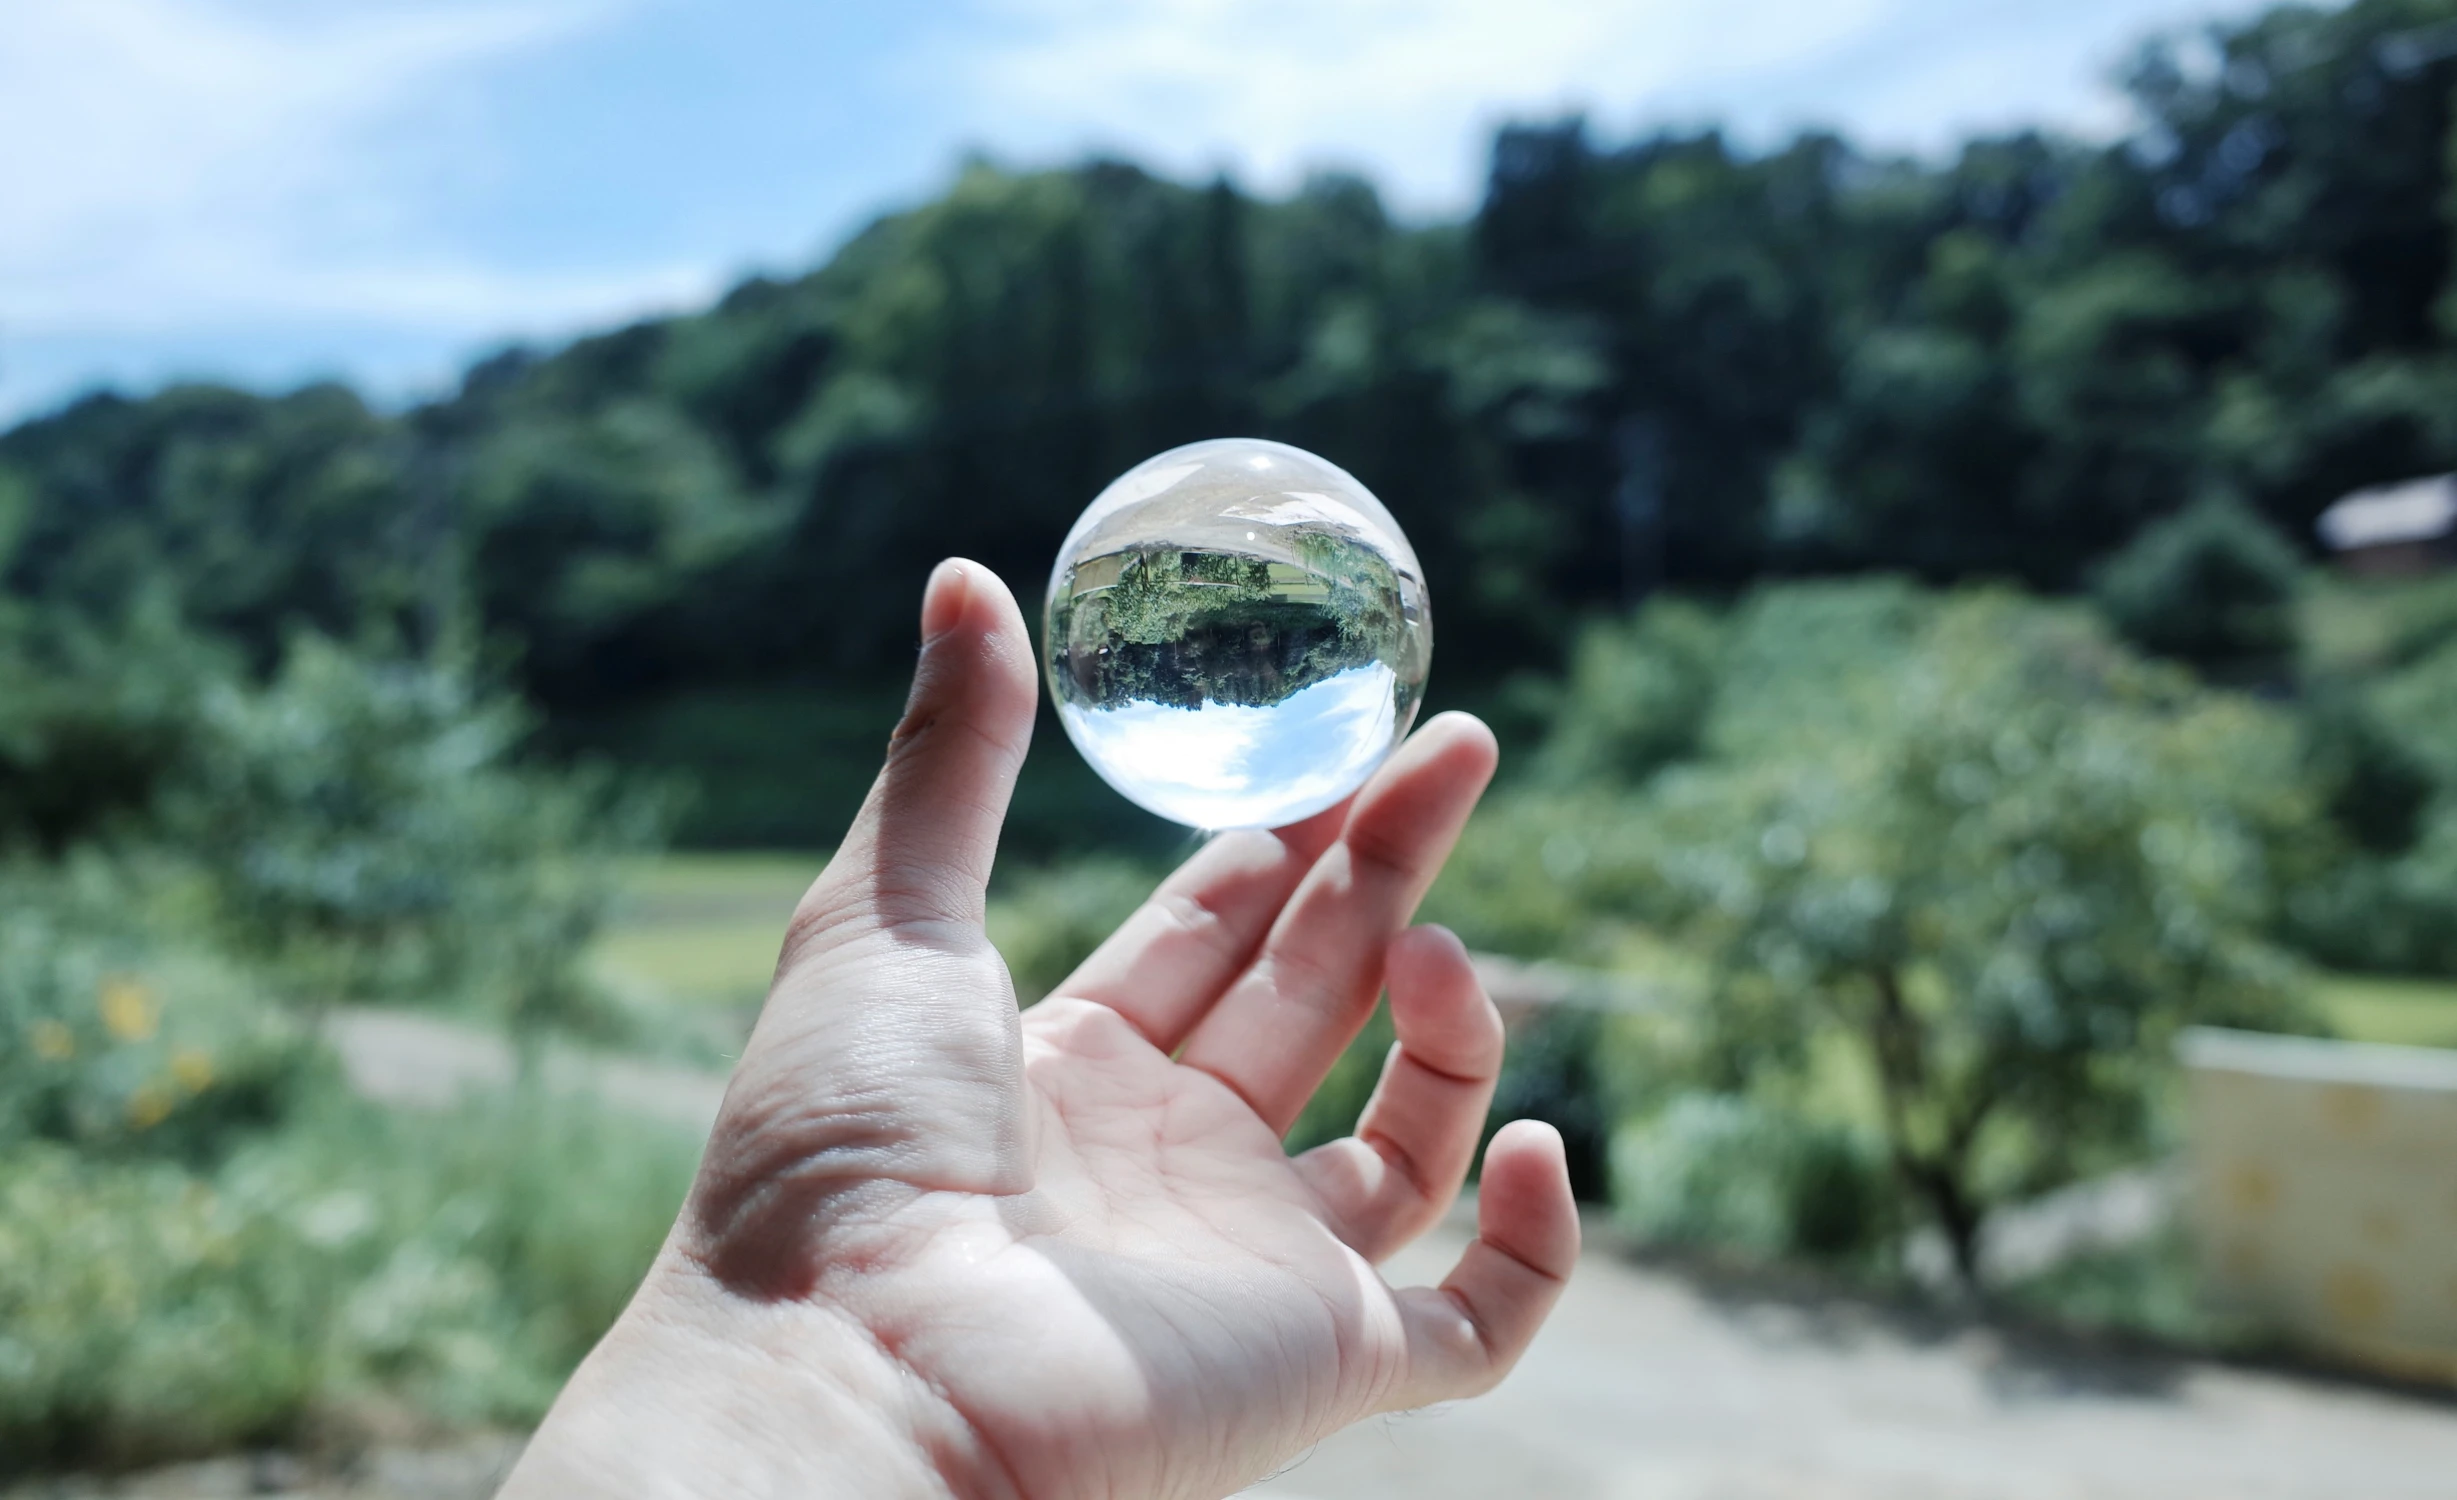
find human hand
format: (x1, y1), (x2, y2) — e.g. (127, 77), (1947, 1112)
(500, 559), (1577, 1500)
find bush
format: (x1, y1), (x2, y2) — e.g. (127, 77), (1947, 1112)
(2093, 494), (2304, 678)
(1488, 1005), (1616, 1201)
(0, 872), (314, 1162)
(1535, 598), (1722, 788)
(4, 613), (668, 1029)
(158, 635), (668, 1024)
(2289, 635), (2457, 975)
(0, 1086), (697, 1474)
(2286, 799), (2457, 974)
(1284, 1000), (1620, 1200)
(1611, 1093), (1890, 1263)
(0, 602), (230, 855)
(0, 620), (693, 1474)
(1423, 790), (1664, 960)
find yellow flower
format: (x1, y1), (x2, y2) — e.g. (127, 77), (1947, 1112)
(127, 1083), (173, 1131)
(30, 1020), (76, 1061)
(98, 977), (158, 1043)
(170, 1048), (216, 1093)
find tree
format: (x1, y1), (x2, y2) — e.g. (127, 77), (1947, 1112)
(154, 635), (664, 1023)
(1555, 585), (2317, 1286)
(2093, 491), (2305, 676)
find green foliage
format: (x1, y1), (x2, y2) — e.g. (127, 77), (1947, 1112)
(1669, 592), (2314, 1282)
(1446, 582), (2324, 1285)
(0, 875), (312, 1161)
(2094, 494), (2306, 675)
(987, 856), (1158, 1005)
(1611, 1094), (1891, 1263)
(0, 353), (690, 1479)
(2288, 580), (2457, 973)
(156, 635), (667, 1024)
(0, 385), (428, 662)
(1049, 540), (1397, 713)
(0, 603), (232, 854)
(0, 1087), (696, 1472)
(2, 603), (668, 1027)
(1486, 1005), (1617, 1201)
(1534, 599), (1722, 787)
(1284, 1002), (1395, 1157)
(0, 864), (694, 1473)
(1999, 1228), (2271, 1352)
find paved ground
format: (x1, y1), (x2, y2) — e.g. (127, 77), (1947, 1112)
(322, 1007), (727, 1135)
(1245, 1222), (2457, 1500)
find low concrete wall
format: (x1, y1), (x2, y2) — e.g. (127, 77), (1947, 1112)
(2181, 1026), (2457, 1384)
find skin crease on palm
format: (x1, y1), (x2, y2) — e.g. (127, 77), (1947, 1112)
(498, 559), (1580, 1500)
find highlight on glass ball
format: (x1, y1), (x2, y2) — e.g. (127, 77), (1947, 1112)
(1043, 437), (1432, 831)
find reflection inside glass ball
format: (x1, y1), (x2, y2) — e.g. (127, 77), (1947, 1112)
(1044, 438), (1432, 830)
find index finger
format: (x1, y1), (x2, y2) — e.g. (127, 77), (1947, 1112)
(1047, 798), (1349, 1052)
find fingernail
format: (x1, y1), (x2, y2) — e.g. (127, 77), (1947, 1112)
(921, 559), (968, 643)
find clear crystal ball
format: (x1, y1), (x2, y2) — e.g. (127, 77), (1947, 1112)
(1043, 438), (1432, 830)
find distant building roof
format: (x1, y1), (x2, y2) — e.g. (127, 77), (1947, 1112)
(2316, 473), (2457, 551)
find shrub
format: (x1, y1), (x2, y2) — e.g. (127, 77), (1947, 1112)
(2289, 635), (2457, 975)
(0, 872), (313, 1163)
(1487, 1005), (1616, 1201)
(0, 623), (691, 1473)
(1535, 598), (1723, 788)
(0, 603), (229, 855)
(0, 1086), (697, 1474)
(2093, 494), (2304, 678)
(1611, 1093), (1890, 1263)
(157, 635), (668, 1024)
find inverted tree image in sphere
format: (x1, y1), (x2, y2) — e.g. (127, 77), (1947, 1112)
(1044, 438), (1433, 830)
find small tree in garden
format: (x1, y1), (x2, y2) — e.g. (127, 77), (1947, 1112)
(2092, 493), (2305, 680)
(1641, 586), (2318, 1287)
(157, 635), (666, 1026)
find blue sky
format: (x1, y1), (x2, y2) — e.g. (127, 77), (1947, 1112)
(0, 0), (2269, 425)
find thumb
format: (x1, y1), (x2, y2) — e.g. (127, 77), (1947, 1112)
(804, 559), (1038, 945)
(694, 560), (1035, 1260)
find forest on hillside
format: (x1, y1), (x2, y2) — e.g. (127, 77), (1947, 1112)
(5, 0), (2457, 852)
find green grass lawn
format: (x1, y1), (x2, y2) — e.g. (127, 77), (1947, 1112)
(2313, 970), (2457, 1048)
(590, 852), (821, 1011)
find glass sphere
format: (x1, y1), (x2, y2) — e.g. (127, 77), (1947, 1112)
(1043, 438), (1432, 830)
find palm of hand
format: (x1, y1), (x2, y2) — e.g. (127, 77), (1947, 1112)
(508, 562), (1575, 1500)
(845, 996), (1417, 1500)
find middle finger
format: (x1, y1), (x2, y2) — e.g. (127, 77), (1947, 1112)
(1175, 712), (1497, 1132)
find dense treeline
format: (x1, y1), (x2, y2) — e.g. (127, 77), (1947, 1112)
(5, 0), (2457, 848)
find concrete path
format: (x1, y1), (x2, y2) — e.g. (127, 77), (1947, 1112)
(322, 1007), (728, 1135)
(1246, 1221), (2457, 1500)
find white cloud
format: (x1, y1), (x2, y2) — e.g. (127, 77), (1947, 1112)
(1060, 663), (1399, 829)
(0, 0), (2267, 421)
(0, 0), (708, 337)
(950, 0), (2253, 212)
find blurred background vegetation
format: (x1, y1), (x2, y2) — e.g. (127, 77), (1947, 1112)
(7, 0), (2457, 1476)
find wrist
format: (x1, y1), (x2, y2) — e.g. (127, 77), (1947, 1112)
(499, 1253), (1014, 1500)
